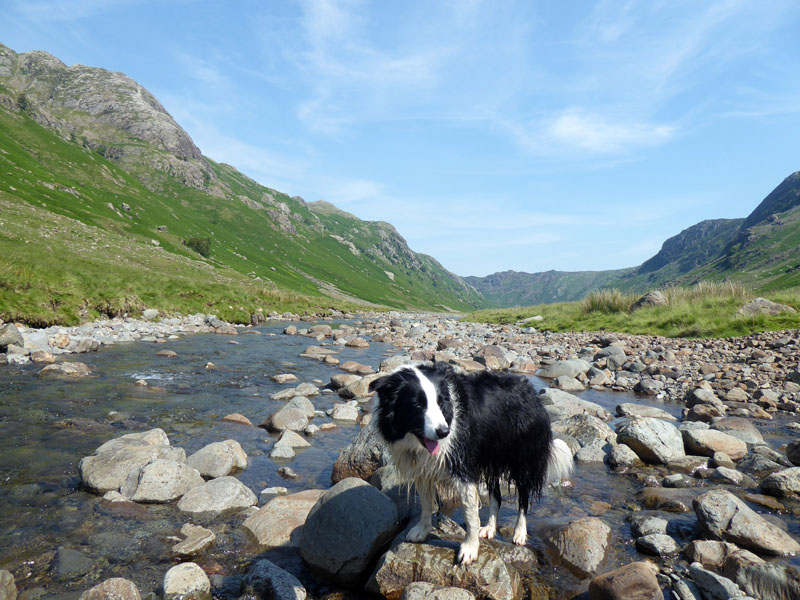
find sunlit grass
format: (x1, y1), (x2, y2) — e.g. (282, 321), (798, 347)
(466, 282), (800, 338)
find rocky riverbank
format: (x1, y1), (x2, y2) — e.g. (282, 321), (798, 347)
(1, 311), (799, 600)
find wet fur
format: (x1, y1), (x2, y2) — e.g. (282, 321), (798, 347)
(370, 362), (573, 565)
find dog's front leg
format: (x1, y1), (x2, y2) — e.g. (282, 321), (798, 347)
(406, 479), (434, 542)
(456, 483), (480, 565)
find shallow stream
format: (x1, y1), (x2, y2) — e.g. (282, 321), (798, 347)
(1, 322), (798, 599)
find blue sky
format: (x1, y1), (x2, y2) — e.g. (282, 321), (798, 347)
(4, 0), (800, 277)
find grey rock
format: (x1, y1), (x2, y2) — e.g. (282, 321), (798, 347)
(737, 297), (796, 317)
(402, 582), (476, 600)
(241, 559), (306, 600)
(552, 413), (616, 446)
(299, 478), (399, 584)
(242, 489), (325, 551)
(693, 489), (800, 555)
(761, 467), (800, 497)
(636, 534), (680, 556)
(0, 324), (23, 352)
(616, 403), (676, 421)
(331, 423), (387, 483)
(176, 476), (257, 516)
(551, 375), (585, 392)
(367, 516), (526, 600)
(537, 359), (591, 379)
(54, 546), (93, 577)
(630, 515), (668, 538)
(79, 429), (185, 493)
(786, 440), (800, 466)
(723, 548), (800, 600)
(710, 467), (757, 488)
(538, 388), (611, 420)
(142, 309), (159, 321)
(172, 524), (216, 559)
(589, 561), (664, 600)
(163, 563), (211, 600)
(263, 405), (309, 432)
(575, 439), (609, 463)
(185, 440), (247, 479)
(633, 290), (668, 309)
(688, 562), (745, 600)
(607, 443), (641, 470)
(616, 417), (685, 465)
(539, 517), (611, 579)
(0, 570), (16, 600)
(78, 577), (141, 600)
(682, 430), (748, 461)
(120, 458), (203, 503)
(711, 418), (764, 446)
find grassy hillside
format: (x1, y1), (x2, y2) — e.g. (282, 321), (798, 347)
(467, 282), (800, 338)
(0, 78), (486, 324)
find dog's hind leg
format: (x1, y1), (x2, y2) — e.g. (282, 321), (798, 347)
(406, 478), (435, 543)
(456, 482), (480, 565)
(512, 508), (527, 545)
(478, 481), (501, 540)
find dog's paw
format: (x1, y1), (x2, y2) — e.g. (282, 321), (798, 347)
(456, 541), (479, 565)
(478, 524), (496, 539)
(406, 522), (431, 543)
(512, 529), (528, 546)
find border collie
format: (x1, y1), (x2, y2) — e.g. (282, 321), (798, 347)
(370, 362), (573, 565)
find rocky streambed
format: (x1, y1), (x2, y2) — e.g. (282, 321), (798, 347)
(0, 312), (799, 600)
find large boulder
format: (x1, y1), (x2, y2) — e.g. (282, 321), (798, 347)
(616, 418), (685, 465)
(693, 489), (800, 556)
(299, 478), (399, 585)
(120, 458), (204, 503)
(242, 489), (325, 550)
(682, 430), (748, 460)
(552, 414), (615, 445)
(176, 476), (257, 516)
(710, 418), (764, 446)
(616, 404), (676, 421)
(539, 517), (611, 579)
(737, 298), (796, 317)
(262, 405), (309, 432)
(632, 291), (667, 310)
(185, 440), (247, 479)
(367, 517), (530, 600)
(79, 429), (185, 494)
(331, 424), (387, 483)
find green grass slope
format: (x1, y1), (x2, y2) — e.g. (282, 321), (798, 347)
(0, 82), (485, 323)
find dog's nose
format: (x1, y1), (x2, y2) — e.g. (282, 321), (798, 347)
(435, 424), (450, 439)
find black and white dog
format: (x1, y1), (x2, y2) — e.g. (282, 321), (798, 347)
(370, 362), (573, 565)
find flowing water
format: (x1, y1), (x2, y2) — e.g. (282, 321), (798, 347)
(1, 322), (798, 599)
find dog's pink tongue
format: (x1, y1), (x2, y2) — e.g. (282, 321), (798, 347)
(423, 437), (441, 455)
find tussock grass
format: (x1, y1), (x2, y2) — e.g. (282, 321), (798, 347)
(466, 282), (800, 338)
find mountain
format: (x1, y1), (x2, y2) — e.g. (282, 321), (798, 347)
(470, 171), (800, 306)
(0, 42), (486, 317)
(464, 268), (632, 307)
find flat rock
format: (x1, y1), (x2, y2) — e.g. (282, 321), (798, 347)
(172, 524), (216, 559)
(552, 413), (616, 445)
(616, 403), (676, 421)
(682, 429), (748, 461)
(693, 489), (800, 556)
(635, 534), (680, 557)
(737, 297), (796, 316)
(538, 388), (611, 421)
(367, 517), (527, 600)
(243, 489), (326, 550)
(176, 476), (257, 516)
(537, 359), (591, 379)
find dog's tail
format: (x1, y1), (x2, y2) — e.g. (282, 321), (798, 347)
(545, 438), (574, 486)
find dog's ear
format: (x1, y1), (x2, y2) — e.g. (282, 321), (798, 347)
(432, 361), (456, 382)
(369, 374), (390, 394)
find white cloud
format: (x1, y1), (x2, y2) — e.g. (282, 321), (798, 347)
(545, 110), (675, 154)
